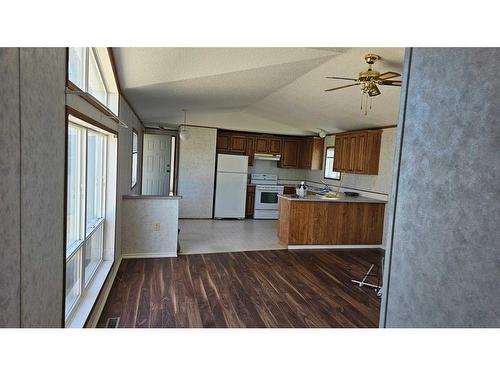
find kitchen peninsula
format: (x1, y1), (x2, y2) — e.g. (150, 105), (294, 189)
(277, 194), (386, 247)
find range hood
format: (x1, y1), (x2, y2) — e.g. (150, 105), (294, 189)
(254, 153), (281, 161)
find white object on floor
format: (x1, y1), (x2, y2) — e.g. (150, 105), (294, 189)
(179, 219), (285, 255)
(214, 154), (248, 219)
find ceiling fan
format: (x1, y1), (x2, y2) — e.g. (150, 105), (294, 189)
(325, 53), (402, 115)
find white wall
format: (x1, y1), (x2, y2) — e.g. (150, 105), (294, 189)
(121, 198), (179, 258)
(177, 125), (217, 218)
(0, 48), (146, 327)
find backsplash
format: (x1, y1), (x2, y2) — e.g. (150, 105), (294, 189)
(249, 159), (306, 180)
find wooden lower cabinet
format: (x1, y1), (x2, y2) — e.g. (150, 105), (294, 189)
(245, 185), (255, 217)
(278, 197), (385, 245)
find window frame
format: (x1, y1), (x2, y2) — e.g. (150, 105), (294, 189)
(67, 47), (119, 118)
(65, 114), (110, 320)
(323, 146), (341, 181)
(131, 129), (138, 189)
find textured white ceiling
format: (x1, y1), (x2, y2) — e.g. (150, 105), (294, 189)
(113, 47), (405, 135)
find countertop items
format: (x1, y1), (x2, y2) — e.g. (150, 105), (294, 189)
(278, 193), (386, 204)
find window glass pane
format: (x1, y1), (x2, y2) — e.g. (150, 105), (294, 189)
(86, 131), (105, 233)
(67, 125), (83, 250)
(88, 49), (107, 106)
(132, 131), (138, 152)
(132, 153), (138, 187)
(85, 222), (103, 284)
(324, 147), (341, 180)
(65, 249), (81, 317)
(68, 47), (85, 89)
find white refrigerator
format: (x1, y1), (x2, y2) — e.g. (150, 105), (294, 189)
(214, 154), (249, 219)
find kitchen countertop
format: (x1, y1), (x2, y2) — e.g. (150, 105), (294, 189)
(278, 193), (386, 204)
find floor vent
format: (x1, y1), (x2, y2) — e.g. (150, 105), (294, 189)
(106, 317), (120, 328)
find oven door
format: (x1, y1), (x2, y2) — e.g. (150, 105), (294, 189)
(255, 187), (281, 210)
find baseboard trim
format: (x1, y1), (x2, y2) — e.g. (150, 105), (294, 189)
(288, 244), (383, 250)
(122, 252), (177, 259)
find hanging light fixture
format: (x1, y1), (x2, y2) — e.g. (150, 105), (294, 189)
(179, 109), (191, 141)
(317, 129), (327, 138)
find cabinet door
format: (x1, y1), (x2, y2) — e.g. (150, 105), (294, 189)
(269, 138), (282, 154)
(217, 134), (230, 151)
(299, 138), (313, 169)
(245, 186), (255, 217)
(333, 135), (342, 171)
(230, 135), (247, 153)
(281, 139), (300, 168)
(348, 135), (358, 172)
(341, 136), (350, 171)
(255, 137), (270, 153)
(246, 136), (255, 165)
(355, 133), (367, 172)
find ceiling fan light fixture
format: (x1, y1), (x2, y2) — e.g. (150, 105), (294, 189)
(318, 129), (327, 138)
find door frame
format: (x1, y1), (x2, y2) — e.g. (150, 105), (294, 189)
(141, 128), (179, 195)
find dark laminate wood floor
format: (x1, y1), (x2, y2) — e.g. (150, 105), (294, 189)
(97, 249), (383, 328)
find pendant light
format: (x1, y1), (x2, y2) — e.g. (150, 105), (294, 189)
(179, 109), (191, 141)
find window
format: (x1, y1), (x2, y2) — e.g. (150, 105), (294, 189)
(324, 147), (341, 180)
(65, 116), (109, 318)
(131, 130), (138, 188)
(68, 47), (119, 115)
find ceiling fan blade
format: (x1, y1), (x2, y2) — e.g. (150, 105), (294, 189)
(325, 76), (358, 81)
(379, 80), (402, 87)
(378, 72), (401, 80)
(324, 83), (360, 92)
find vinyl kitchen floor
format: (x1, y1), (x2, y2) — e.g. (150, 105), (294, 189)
(179, 219), (285, 255)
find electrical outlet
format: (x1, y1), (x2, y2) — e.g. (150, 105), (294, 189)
(154, 223), (160, 231)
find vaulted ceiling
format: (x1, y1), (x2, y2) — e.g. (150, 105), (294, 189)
(113, 47), (405, 135)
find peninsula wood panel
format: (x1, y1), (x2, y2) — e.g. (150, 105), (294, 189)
(278, 199), (385, 245)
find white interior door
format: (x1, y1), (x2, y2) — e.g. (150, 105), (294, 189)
(142, 134), (171, 195)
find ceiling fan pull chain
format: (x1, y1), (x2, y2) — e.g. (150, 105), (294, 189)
(365, 94), (368, 116)
(370, 95), (373, 110)
(360, 92), (363, 110)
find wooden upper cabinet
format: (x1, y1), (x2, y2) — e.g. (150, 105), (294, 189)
(333, 130), (382, 175)
(230, 135), (247, 153)
(255, 137), (270, 153)
(246, 136), (255, 165)
(299, 138), (313, 169)
(217, 133), (230, 151)
(298, 137), (324, 170)
(280, 139), (300, 168)
(269, 138), (282, 154)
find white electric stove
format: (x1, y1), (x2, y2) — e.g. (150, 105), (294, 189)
(250, 174), (284, 219)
